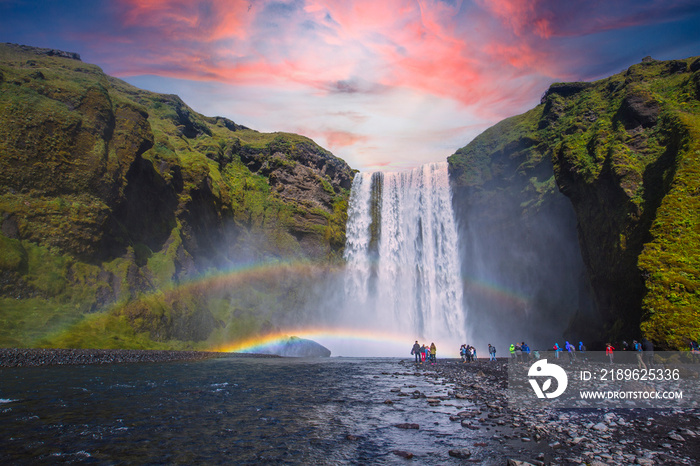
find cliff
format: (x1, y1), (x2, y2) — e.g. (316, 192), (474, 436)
(449, 55), (700, 349)
(0, 43), (354, 349)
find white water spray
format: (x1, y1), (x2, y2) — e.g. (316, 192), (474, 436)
(342, 162), (467, 352)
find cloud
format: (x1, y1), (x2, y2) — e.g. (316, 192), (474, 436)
(6, 0), (697, 169)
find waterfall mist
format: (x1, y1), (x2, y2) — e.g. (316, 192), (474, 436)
(450, 164), (599, 356)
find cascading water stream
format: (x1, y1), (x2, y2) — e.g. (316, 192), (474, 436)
(343, 162), (467, 347)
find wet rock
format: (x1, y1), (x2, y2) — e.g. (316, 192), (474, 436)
(392, 450), (414, 459)
(506, 459), (540, 466)
(448, 449), (471, 459)
(592, 422), (608, 431)
(394, 423), (419, 430)
(383, 399), (394, 405)
(668, 433), (684, 442)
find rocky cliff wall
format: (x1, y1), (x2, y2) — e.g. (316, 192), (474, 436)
(0, 43), (354, 349)
(449, 55), (700, 349)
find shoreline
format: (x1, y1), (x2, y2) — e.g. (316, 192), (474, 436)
(406, 358), (700, 465)
(0, 348), (280, 367)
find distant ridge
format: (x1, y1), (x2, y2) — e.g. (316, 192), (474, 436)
(3, 42), (81, 61)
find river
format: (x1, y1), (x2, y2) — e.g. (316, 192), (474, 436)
(0, 356), (501, 465)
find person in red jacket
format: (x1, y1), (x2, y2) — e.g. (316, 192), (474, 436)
(605, 343), (614, 363)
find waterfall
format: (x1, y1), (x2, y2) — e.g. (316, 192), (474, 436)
(343, 162), (466, 346)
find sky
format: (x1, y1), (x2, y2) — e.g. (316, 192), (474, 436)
(2, 0), (700, 172)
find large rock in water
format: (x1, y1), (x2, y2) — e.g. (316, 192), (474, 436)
(449, 55), (700, 349)
(258, 337), (331, 357)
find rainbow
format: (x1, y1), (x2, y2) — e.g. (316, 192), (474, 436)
(92, 259), (533, 358)
(161, 260), (340, 296)
(217, 327), (465, 358)
(462, 277), (531, 309)
(218, 327), (411, 353)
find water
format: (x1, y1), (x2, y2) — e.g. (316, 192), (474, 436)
(343, 162), (467, 348)
(0, 357), (497, 464)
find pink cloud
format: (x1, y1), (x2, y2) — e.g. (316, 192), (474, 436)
(79, 0), (699, 158)
(322, 130), (370, 148)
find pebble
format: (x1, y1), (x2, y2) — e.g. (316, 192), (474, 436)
(394, 423), (419, 430)
(448, 449), (472, 459)
(402, 359), (698, 466)
(392, 450), (414, 459)
(0, 348), (222, 367)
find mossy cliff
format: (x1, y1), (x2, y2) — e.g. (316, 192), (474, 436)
(449, 55), (700, 349)
(0, 43), (354, 349)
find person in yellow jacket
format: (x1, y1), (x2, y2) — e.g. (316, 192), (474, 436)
(430, 342), (437, 364)
(509, 343), (516, 361)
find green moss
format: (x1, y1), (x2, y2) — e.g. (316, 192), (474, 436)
(639, 112), (700, 348)
(0, 297), (83, 347)
(0, 233), (27, 271)
(146, 226), (183, 287)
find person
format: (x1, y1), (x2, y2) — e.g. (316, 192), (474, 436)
(514, 343), (522, 363)
(429, 342), (437, 364)
(472, 346), (477, 361)
(578, 341), (586, 353)
(460, 344), (467, 363)
(553, 342), (561, 359)
(691, 340), (700, 362)
(565, 341), (576, 363)
(606, 343), (614, 363)
(509, 343), (516, 361)
(533, 350), (540, 360)
(633, 340), (647, 370)
(642, 338), (654, 367)
(411, 340), (421, 363)
(420, 344), (427, 363)
(521, 342), (530, 362)
(488, 344), (496, 361)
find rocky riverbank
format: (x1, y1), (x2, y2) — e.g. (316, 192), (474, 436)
(399, 359), (700, 465)
(0, 348), (230, 367)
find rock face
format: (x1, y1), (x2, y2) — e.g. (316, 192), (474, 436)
(0, 43), (354, 349)
(448, 106), (597, 349)
(255, 336), (332, 357)
(449, 55), (700, 349)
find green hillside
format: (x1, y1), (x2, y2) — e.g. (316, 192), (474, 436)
(0, 44), (354, 350)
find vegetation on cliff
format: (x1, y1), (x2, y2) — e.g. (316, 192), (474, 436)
(449, 55), (700, 349)
(0, 43), (354, 350)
